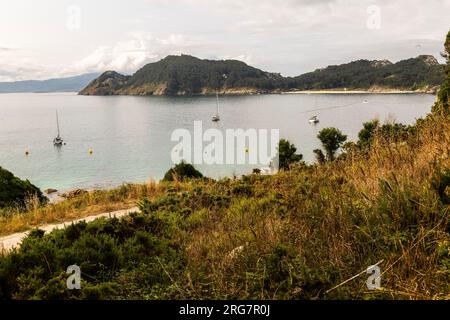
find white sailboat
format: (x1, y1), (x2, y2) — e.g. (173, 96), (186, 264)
(212, 92), (221, 122)
(53, 110), (64, 146)
(309, 96), (319, 124)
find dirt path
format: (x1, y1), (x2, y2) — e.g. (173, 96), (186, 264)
(0, 207), (139, 254)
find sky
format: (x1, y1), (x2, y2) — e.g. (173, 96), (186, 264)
(0, 0), (449, 81)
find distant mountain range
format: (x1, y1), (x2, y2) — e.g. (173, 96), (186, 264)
(0, 73), (101, 93)
(80, 55), (445, 96)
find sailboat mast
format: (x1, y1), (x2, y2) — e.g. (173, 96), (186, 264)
(216, 92), (220, 116)
(56, 110), (60, 137)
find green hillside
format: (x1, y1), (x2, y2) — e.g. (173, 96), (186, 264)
(79, 55), (445, 96)
(80, 55), (286, 96)
(294, 55), (444, 91)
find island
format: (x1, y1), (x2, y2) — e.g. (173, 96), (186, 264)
(79, 54), (444, 96)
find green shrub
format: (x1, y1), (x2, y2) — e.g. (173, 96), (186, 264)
(277, 139), (303, 170)
(0, 166), (47, 209)
(0, 210), (186, 299)
(163, 161), (203, 182)
(317, 128), (347, 161)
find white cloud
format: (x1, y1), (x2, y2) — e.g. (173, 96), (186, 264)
(0, 47), (53, 81)
(0, 0), (449, 80)
(63, 32), (206, 76)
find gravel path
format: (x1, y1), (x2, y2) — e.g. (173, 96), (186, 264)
(0, 207), (139, 254)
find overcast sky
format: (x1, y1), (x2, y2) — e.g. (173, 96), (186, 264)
(0, 0), (449, 81)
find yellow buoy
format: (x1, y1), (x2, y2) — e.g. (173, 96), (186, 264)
(245, 147), (249, 153)
(88, 148), (93, 155)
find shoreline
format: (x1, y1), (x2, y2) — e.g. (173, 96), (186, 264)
(282, 89), (435, 95)
(44, 181), (154, 204)
(80, 88), (437, 96)
(0, 89), (436, 96)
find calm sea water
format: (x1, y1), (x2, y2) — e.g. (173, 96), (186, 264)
(0, 92), (435, 191)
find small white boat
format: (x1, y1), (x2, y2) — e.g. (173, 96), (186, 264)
(309, 115), (319, 124)
(53, 110), (64, 146)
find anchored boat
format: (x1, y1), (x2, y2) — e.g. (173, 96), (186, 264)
(53, 110), (64, 146)
(212, 92), (221, 122)
(309, 115), (319, 124)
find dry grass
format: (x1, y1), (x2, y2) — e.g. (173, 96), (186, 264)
(0, 180), (166, 236)
(173, 113), (450, 299)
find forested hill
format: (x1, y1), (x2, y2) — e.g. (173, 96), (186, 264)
(79, 55), (285, 95)
(293, 55), (444, 92)
(79, 54), (445, 96)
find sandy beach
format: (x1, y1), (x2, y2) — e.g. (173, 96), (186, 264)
(282, 89), (432, 94)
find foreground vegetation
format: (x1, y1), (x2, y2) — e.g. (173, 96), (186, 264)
(0, 32), (449, 300)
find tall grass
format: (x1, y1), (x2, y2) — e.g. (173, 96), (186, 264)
(168, 113), (449, 299)
(0, 181), (164, 236)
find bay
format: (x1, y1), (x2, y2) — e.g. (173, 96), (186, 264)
(0, 92), (434, 191)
